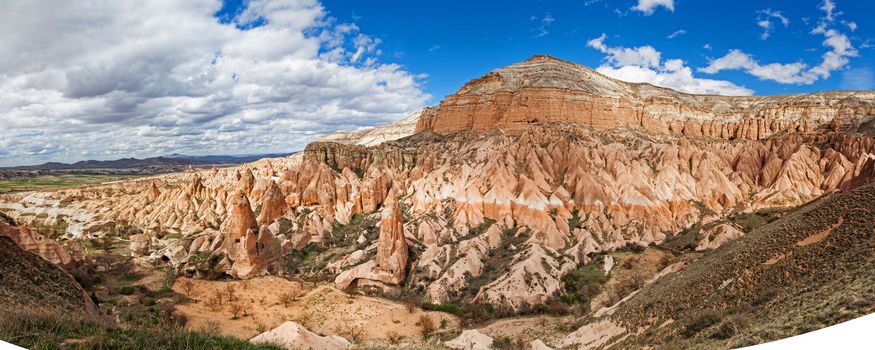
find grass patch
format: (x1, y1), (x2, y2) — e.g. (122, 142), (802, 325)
(0, 174), (142, 192)
(0, 307), (281, 350)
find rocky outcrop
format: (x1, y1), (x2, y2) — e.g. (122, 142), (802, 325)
(257, 180), (286, 226)
(129, 233), (152, 257)
(695, 223), (744, 251)
(374, 187), (408, 283)
(445, 329), (494, 350)
(335, 187), (408, 289)
(249, 321), (351, 350)
(317, 108), (431, 146)
(416, 55), (875, 140)
(236, 168), (255, 196)
(0, 223), (73, 267)
(223, 190), (258, 258)
(229, 225), (278, 279)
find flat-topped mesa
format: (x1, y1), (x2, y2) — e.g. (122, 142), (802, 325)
(415, 54), (875, 139)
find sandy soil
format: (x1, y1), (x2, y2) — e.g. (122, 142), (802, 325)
(171, 277), (461, 344)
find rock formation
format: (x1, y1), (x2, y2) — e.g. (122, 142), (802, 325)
(257, 180), (286, 226)
(416, 55), (874, 140)
(229, 225), (278, 279)
(316, 108), (432, 146)
(223, 190), (258, 258)
(373, 187), (408, 283)
(695, 223), (745, 251)
(249, 321), (351, 350)
(1, 54), (873, 315)
(129, 233), (152, 257)
(335, 187), (408, 289)
(0, 223), (73, 267)
(445, 329), (494, 350)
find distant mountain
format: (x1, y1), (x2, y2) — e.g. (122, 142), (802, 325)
(0, 153), (293, 180)
(162, 153), (292, 164)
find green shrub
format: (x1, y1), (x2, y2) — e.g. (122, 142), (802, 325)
(561, 263), (607, 307)
(422, 303), (462, 316)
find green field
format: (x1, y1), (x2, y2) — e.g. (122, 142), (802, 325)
(0, 174), (143, 192)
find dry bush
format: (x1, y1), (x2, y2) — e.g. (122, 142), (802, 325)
(156, 302), (187, 330)
(419, 314), (436, 338)
(278, 292), (295, 308)
(256, 322), (268, 333)
(201, 320), (220, 334)
(605, 285), (622, 305)
(181, 280), (195, 296)
(630, 271), (646, 289)
(228, 304), (243, 320)
(658, 254), (674, 269)
(204, 292), (223, 311)
(226, 283), (237, 302)
(404, 297), (418, 313)
(162, 268), (176, 291)
(386, 331), (403, 345)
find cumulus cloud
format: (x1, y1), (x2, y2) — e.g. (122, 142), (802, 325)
(587, 34), (753, 96)
(631, 0), (674, 16)
(757, 9), (790, 40)
(701, 0), (858, 85)
(0, 0), (430, 166)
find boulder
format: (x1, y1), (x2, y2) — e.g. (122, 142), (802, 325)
(129, 233), (152, 256)
(249, 321), (351, 350)
(445, 329), (494, 350)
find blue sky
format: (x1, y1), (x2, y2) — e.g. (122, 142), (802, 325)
(317, 0), (873, 102)
(0, 0), (871, 166)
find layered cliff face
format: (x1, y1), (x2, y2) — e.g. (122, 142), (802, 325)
(2, 55), (874, 316)
(316, 108), (433, 146)
(416, 55), (875, 140)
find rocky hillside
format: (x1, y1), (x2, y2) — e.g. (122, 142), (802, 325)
(0, 231), (98, 318)
(563, 183), (875, 349)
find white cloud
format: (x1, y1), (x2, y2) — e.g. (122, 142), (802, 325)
(531, 13), (555, 38)
(631, 0), (674, 15)
(821, 0), (838, 21)
(667, 29), (687, 39)
(842, 20), (857, 32)
(757, 9), (790, 40)
(587, 34), (753, 96)
(701, 0), (858, 84)
(0, 0), (430, 166)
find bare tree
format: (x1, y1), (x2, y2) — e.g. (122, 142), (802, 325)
(229, 303), (243, 320)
